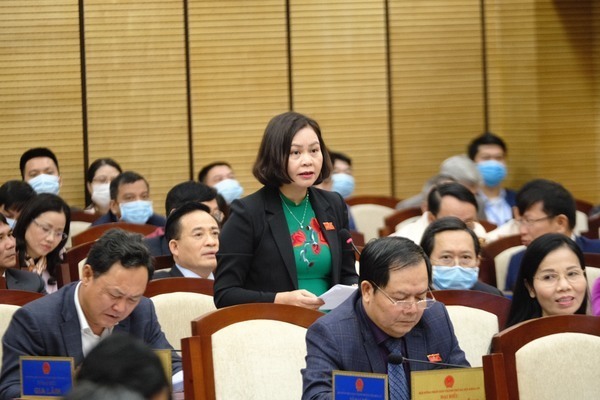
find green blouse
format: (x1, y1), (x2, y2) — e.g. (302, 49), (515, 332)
(280, 192), (332, 296)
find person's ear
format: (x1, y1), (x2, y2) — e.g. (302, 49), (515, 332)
(81, 264), (93, 284)
(524, 279), (536, 298)
(109, 199), (120, 216)
(168, 239), (179, 257)
(361, 280), (374, 303)
(554, 214), (570, 234)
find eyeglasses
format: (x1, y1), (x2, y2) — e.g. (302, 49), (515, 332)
(371, 282), (436, 310)
(431, 255), (477, 268)
(516, 215), (553, 227)
(534, 269), (586, 287)
(32, 219), (67, 241)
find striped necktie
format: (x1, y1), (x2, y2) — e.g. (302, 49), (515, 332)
(385, 338), (410, 400)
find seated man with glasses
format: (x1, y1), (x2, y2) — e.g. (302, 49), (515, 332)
(302, 236), (469, 400)
(420, 216), (503, 296)
(504, 179), (600, 292)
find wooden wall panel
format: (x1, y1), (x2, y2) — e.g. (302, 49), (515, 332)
(0, 1), (84, 207)
(389, 0), (485, 200)
(486, 0), (599, 202)
(290, 0), (390, 196)
(84, 0), (189, 215)
(188, 0), (289, 195)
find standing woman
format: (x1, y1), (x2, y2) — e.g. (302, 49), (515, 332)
(214, 111), (358, 309)
(85, 158), (123, 215)
(14, 193), (71, 293)
(506, 233), (588, 327)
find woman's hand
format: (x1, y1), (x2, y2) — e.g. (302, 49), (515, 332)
(274, 289), (325, 310)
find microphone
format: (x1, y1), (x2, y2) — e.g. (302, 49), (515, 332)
(388, 354), (469, 369)
(339, 228), (361, 256)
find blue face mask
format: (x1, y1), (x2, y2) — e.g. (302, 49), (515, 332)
(331, 173), (355, 199)
(119, 200), (154, 224)
(214, 179), (244, 204)
(432, 265), (479, 290)
(477, 160), (507, 188)
(28, 174), (60, 195)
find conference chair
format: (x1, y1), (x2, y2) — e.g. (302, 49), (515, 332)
(152, 255), (174, 273)
(346, 195), (400, 209)
(57, 240), (96, 287)
(0, 291), (44, 369)
(483, 314), (600, 400)
(0, 289), (45, 306)
(66, 210), (97, 249)
(347, 196), (398, 242)
(432, 290), (511, 367)
(478, 219), (498, 233)
(150, 291), (216, 353)
(582, 213), (600, 240)
(0, 304), (20, 369)
(378, 207), (422, 237)
(478, 234), (523, 290)
(181, 303), (324, 400)
(71, 222), (157, 247)
(144, 277), (214, 298)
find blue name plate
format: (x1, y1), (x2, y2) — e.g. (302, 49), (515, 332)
(333, 370), (388, 400)
(20, 356), (74, 398)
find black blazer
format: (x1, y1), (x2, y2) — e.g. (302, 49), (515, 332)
(214, 185), (358, 308)
(152, 264), (183, 279)
(5, 268), (46, 293)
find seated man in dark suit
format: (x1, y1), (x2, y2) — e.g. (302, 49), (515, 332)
(91, 171), (166, 227)
(0, 229), (182, 399)
(302, 236), (468, 400)
(153, 202), (219, 280)
(420, 216), (503, 296)
(144, 180), (221, 257)
(505, 179), (600, 292)
(0, 214), (45, 293)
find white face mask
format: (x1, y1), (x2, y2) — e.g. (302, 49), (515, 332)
(91, 183), (111, 209)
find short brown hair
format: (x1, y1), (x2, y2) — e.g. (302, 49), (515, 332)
(252, 111), (332, 187)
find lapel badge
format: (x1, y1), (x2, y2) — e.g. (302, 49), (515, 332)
(427, 353), (442, 362)
(323, 222), (335, 230)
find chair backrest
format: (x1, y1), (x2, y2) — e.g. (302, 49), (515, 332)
(379, 207), (422, 237)
(0, 289), (44, 306)
(0, 304), (20, 369)
(432, 290), (511, 367)
(59, 240), (96, 287)
(478, 219), (498, 233)
(574, 210), (589, 236)
(585, 266), (600, 294)
(350, 203), (396, 242)
(153, 255), (174, 272)
(582, 214), (600, 240)
(346, 195), (400, 209)
(144, 277), (214, 298)
(479, 234), (523, 288)
(71, 222), (158, 247)
(181, 303), (323, 400)
(483, 314), (600, 400)
(150, 292), (216, 350)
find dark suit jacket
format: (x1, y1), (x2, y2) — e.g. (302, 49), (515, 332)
(505, 235), (600, 291)
(302, 291), (469, 399)
(214, 186), (358, 308)
(4, 268), (46, 293)
(152, 265), (183, 279)
(144, 234), (171, 257)
(0, 282), (181, 399)
(91, 210), (166, 227)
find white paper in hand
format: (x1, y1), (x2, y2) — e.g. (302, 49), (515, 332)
(318, 284), (357, 310)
